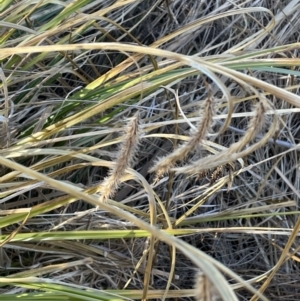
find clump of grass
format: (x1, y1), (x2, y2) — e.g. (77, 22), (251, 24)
(1, 1), (300, 301)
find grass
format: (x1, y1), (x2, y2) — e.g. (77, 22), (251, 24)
(0, 0), (300, 300)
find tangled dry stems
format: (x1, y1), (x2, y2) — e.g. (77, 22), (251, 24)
(1, 0), (300, 300)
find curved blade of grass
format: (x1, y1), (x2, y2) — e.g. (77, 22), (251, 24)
(2, 42), (300, 107)
(0, 280), (125, 301)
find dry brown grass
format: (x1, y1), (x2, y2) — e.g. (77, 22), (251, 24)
(1, 0), (300, 301)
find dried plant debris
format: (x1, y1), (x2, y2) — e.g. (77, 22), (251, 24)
(150, 95), (215, 181)
(195, 271), (223, 301)
(98, 113), (142, 202)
